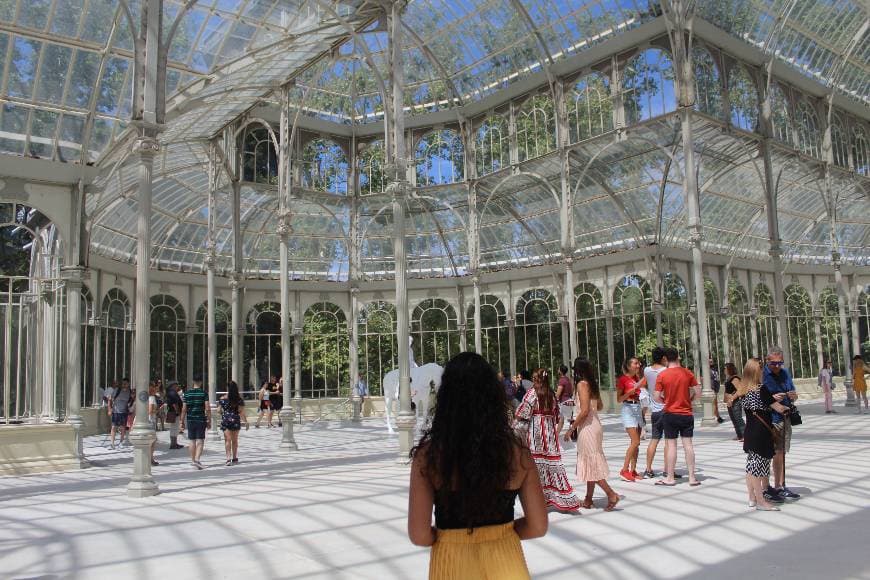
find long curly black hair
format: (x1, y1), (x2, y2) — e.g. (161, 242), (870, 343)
(411, 352), (521, 528)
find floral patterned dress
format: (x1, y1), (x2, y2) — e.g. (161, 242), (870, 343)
(515, 389), (580, 511)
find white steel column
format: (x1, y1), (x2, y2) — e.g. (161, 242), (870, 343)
(837, 261), (855, 405)
(457, 285), (468, 352)
(206, 144), (219, 440)
(127, 135), (159, 498)
(350, 287), (362, 421)
(473, 276), (482, 353)
(230, 275), (242, 384)
(91, 272), (102, 407)
(565, 260), (578, 362)
(63, 266), (88, 467)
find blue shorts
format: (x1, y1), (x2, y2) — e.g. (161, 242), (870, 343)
(650, 411), (664, 439)
(186, 420), (207, 440)
(111, 412), (128, 427)
(621, 402), (643, 428)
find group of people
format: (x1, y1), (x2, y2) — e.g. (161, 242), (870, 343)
(407, 343), (832, 578)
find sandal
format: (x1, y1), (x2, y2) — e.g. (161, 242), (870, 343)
(225, 459), (232, 466)
(655, 480), (677, 486)
(580, 498), (594, 509)
(605, 495), (620, 511)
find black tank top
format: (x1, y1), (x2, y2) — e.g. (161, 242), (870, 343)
(433, 489), (519, 529)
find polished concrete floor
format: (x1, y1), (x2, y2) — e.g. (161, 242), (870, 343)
(2, 395), (869, 580)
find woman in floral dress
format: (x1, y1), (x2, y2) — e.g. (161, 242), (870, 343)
(515, 368), (580, 511)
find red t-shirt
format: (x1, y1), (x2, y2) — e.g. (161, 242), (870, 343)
(617, 375), (639, 402)
(655, 367), (699, 415)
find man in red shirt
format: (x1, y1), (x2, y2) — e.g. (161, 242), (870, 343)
(654, 347), (701, 486)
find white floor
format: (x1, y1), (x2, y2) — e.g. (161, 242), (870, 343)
(2, 397), (870, 580)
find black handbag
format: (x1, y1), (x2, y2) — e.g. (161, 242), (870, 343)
(788, 408), (802, 426)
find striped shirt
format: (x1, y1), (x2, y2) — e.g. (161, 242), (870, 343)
(184, 388), (208, 421)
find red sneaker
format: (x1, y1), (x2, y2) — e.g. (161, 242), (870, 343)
(620, 469), (636, 482)
(632, 470), (641, 479)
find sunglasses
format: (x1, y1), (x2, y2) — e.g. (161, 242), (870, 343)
(767, 361), (784, 367)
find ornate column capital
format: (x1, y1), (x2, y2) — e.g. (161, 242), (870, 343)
(186, 324), (197, 335)
(471, 275), (480, 287)
(132, 136), (160, 159)
(228, 273), (242, 291)
(61, 266), (87, 288)
(204, 242), (217, 271)
(652, 300), (664, 314)
(564, 256), (574, 268)
(719, 306), (731, 318)
(277, 210), (293, 239)
(749, 306), (759, 319)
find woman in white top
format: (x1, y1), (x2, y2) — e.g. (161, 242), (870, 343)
(818, 359), (836, 414)
(148, 382), (160, 466)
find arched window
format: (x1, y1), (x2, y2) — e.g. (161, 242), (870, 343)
(475, 114), (509, 176)
(852, 125), (869, 176)
(515, 289), (562, 375)
(80, 285), (97, 406)
(516, 94), (556, 162)
(358, 301), (397, 396)
(818, 288), (845, 375)
(242, 124), (277, 184)
(726, 279), (754, 366)
(622, 48), (676, 125)
(795, 99), (821, 158)
(612, 275), (654, 379)
(769, 83), (793, 146)
(754, 283), (778, 351)
(784, 284), (816, 378)
(244, 302), (283, 393)
(101, 288), (132, 389)
(300, 138), (349, 195)
(693, 46), (722, 118)
(150, 294), (187, 384)
(415, 129), (464, 186)
(411, 298), (460, 365)
(859, 291), (870, 358)
(662, 273), (693, 369)
(568, 72), (613, 143)
(466, 294), (509, 373)
(358, 139), (387, 195)
(831, 115), (849, 168)
(574, 282), (607, 385)
(727, 64), (758, 132)
(194, 299), (232, 388)
(302, 302), (349, 398)
(705, 279), (725, 372)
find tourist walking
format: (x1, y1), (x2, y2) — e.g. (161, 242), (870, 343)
(220, 381), (248, 465)
(642, 347), (668, 478)
(255, 380), (273, 428)
(723, 363), (746, 439)
(180, 378), (210, 469)
(852, 355), (868, 413)
(408, 352), (548, 580)
(555, 365), (574, 437)
(762, 346), (800, 502)
(616, 357), (645, 482)
(710, 358), (725, 424)
(107, 378), (132, 449)
(654, 348), (701, 486)
(165, 382), (184, 449)
(566, 358), (619, 511)
(818, 359), (836, 414)
(741, 358), (787, 511)
(515, 368), (580, 511)
(271, 380), (284, 427)
(147, 382), (160, 466)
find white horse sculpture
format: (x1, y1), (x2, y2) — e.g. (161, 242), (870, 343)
(382, 362), (444, 434)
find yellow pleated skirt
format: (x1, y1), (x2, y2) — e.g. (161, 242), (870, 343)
(429, 522), (530, 580)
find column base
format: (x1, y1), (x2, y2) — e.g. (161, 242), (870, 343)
(396, 411), (416, 465)
(126, 425), (159, 498)
(278, 407), (298, 451)
(67, 416), (91, 469)
(351, 394), (362, 422)
(699, 392), (718, 427)
(208, 405), (222, 440)
(844, 381), (856, 406)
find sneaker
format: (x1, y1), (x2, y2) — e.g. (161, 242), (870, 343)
(716, 416), (725, 424)
(619, 469), (636, 482)
(632, 470), (641, 479)
(109, 443), (115, 450)
(779, 487), (801, 500)
(643, 470), (656, 479)
(763, 488), (785, 503)
(150, 460), (159, 466)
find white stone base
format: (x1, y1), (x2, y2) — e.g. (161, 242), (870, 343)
(0, 423), (87, 476)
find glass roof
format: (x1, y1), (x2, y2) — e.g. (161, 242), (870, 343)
(2, 1), (868, 278)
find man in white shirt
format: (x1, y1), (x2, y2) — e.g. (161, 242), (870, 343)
(642, 347), (667, 478)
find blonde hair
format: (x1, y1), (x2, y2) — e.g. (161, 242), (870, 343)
(735, 358), (762, 398)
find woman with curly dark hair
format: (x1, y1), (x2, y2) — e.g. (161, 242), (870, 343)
(408, 352), (547, 580)
(515, 367), (580, 512)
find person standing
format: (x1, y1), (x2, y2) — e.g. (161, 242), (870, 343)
(740, 358), (785, 511)
(616, 357), (645, 482)
(255, 380), (273, 428)
(271, 380), (284, 427)
(710, 358), (725, 424)
(818, 359), (836, 414)
(165, 382), (184, 449)
(408, 352), (548, 580)
(219, 381), (248, 465)
(107, 378), (132, 450)
(147, 382), (160, 466)
(180, 377), (210, 469)
(654, 348), (701, 487)
(762, 346), (800, 502)
(723, 362), (746, 439)
(514, 368), (580, 511)
(555, 365), (574, 437)
(566, 358), (619, 511)
(852, 355), (868, 413)
(642, 347), (667, 478)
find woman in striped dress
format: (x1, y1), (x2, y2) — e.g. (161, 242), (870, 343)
(515, 368), (580, 512)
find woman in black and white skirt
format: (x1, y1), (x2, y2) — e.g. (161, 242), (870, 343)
(741, 358), (790, 511)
